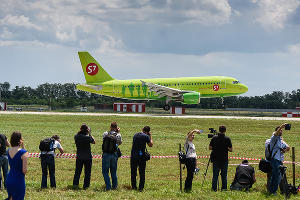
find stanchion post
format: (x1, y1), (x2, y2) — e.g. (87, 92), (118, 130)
(292, 147), (295, 186)
(179, 143), (182, 192)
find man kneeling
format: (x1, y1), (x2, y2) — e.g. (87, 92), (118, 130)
(230, 160), (256, 191)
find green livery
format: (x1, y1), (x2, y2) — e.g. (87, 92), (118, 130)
(76, 52), (248, 110)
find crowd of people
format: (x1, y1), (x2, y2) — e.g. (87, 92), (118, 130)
(0, 122), (292, 199)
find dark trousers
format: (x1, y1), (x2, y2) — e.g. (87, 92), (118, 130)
(0, 155), (8, 189)
(184, 157), (196, 192)
(130, 158), (146, 191)
(41, 154), (56, 188)
(212, 160), (228, 191)
(73, 159), (92, 188)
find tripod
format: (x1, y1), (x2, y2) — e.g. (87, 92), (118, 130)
(279, 165), (290, 199)
(202, 154), (219, 190)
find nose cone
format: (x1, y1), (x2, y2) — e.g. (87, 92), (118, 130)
(240, 84), (248, 94)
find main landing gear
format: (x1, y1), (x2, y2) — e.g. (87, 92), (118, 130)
(163, 105), (170, 111)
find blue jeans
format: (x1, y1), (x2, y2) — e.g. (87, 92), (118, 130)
(102, 152), (118, 190)
(212, 160), (228, 191)
(269, 159), (282, 194)
(0, 155), (8, 189)
(40, 154), (56, 188)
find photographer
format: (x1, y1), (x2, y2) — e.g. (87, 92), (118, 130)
(265, 135), (290, 193)
(130, 126), (153, 192)
(73, 124), (95, 189)
(102, 122), (122, 191)
(40, 135), (64, 189)
(268, 123), (289, 195)
(209, 125), (232, 191)
(184, 129), (200, 192)
(230, 160), (256, 191)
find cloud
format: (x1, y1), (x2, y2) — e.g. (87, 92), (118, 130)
(0, 15), (41, 30)
(252, 0), (300, 30)
(0, 0), (235, 52)
(287, 43), (300, 54)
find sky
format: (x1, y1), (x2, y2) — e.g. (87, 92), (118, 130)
(0, 0), (300, 96)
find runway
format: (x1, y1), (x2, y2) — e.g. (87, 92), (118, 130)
(1, 111), (300, 121)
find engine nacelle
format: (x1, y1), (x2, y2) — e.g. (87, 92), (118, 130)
(182, 92), (201, 104)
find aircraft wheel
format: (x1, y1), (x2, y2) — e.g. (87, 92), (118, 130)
(163, 105), (170, 111)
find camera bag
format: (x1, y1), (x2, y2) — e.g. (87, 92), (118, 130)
(259, 138), (279, 173)
(259, 159), (272, 173)
(178, 151), (186, 164)
(144, 147), (150, 161)
(178, 143), (189, 164)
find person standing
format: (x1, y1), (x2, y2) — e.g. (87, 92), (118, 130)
(73, 124), (95, 189)
(209, 125), (232, 191)
(130, 126), (153, 192)
(6, 131), (29, 200)
(230, 160), (256, 191)
(0, 133), (10, 189)
(268, 123), (289, 195)
(102, 122), (122, 191)
(40, 135), (64, 189)
(265, 134), (290, 192)
(184, 129), (200, 192)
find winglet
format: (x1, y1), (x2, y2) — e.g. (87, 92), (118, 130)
(78, 52), (114, 84)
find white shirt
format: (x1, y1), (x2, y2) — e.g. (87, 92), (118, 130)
(184, 140), (197, 158)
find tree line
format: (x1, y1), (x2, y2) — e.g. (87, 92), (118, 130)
(0, 82), (299, 109)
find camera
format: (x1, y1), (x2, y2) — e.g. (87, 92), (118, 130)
(208, 128), (217, 138)
(194, 167), (200, 175)
(285, 124), (291, 130)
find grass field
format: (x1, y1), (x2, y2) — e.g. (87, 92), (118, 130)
(0, 113), (299, 199)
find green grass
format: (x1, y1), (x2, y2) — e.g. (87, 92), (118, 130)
(0, 113), (299, 199)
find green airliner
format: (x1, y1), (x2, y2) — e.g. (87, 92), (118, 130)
(76, 52), (248, 110)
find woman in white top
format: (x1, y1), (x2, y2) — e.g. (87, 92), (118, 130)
(184, 129), (200, 192)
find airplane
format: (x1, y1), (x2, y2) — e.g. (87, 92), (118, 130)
(76, 52), (248, 111)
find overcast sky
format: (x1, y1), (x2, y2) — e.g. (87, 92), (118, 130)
(0, 0), (300, 96)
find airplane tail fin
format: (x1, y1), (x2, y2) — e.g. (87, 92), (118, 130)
(78, 51), (114, 84)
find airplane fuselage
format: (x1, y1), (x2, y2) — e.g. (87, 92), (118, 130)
(77, 76), (248, 101)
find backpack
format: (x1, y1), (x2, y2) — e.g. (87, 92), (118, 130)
(39, 138), (55, 152)
(102, 132), (117, 153)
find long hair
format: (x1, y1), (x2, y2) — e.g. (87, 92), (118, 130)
(10, 131), (22, 147)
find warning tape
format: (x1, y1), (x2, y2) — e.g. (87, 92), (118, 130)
(28, 153), (300, 166)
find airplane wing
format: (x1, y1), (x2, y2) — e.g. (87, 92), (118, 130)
(140, 80), (189, 100)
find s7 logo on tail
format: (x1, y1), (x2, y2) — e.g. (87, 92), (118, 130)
(86, 63), (99, 75)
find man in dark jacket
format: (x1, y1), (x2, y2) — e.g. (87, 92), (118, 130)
(73, 124), (95, 189)
(230, 160), (256, 191)
(130, 126), (153, 191)
(209, 125), (232, 191)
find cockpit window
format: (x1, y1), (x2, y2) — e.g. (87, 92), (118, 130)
(232, 81), (240, 84)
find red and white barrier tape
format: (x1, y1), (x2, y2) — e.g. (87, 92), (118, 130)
(28, 153), (300, 165)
